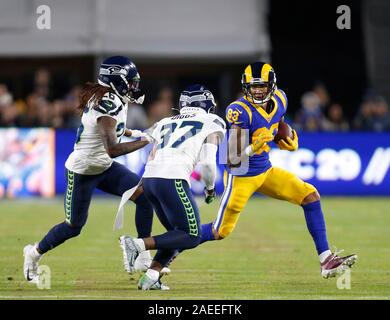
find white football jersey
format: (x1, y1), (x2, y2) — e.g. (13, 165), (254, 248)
(143, 109), (226, 183)
(65, 92), (127, 175)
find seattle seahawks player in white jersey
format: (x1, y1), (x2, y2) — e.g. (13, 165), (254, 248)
(23, 56), (162, 284)
(119, 84), (226, 290)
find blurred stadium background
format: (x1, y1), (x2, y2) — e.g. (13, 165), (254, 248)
(1, 0), (390, 299)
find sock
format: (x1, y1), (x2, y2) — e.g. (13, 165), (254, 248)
(134, 193), (153, 238)
(38, 222), (82, 254)
(302, 200), (330, 255)
(32, 244), (42, 258)
(146, 268), (160, 281)
(200, 223), (215, 244)
(134, 238), (146, 251)
(319, 250), (332, 263)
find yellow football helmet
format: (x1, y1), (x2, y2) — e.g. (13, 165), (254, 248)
(241, 62), (277, 104)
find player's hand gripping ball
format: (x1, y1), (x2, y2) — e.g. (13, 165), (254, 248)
(274, 122), (298, 151)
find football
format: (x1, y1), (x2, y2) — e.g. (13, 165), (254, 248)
(273, 121), (293, 143)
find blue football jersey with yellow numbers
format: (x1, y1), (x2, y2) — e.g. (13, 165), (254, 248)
(225, 88), (288, 176)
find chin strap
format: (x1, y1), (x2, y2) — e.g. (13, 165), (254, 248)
(129, 91), (145, 104)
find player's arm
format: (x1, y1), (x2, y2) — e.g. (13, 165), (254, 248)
(124, 128), (151, 139)
(147, 139), (158, 162)
(198, 132), (221, 203)
(227, 124), (244, 167)
(227, 124), (273, 165)
(97, 116), (151, 158)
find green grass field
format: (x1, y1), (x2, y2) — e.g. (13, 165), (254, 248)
(1, 196), (389, 300)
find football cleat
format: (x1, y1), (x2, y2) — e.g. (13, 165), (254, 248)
(134, 250), (152, 273)
(134, 250), (171, 275)
(119, 235), (141, 274)
(320, 251), (358, 279)
(138, 273), (170, 291)
(23, 244), (42, 284)
(160, 266), (171, 275)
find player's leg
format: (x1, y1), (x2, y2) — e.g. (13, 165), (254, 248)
(23, 169), (98, 282)
(135, 186), (174, 290)
(97, 161), (159, 273)
(142, 186), (177, 267)
(257, 166), (329, 252)
(201, 172), (259, 243)
(144, 178), (202, 251)
(97, 161), (153, 238)
(118, 181), (172, 276)
(258, 166), (357, 278)
(301, 189), (357, 278)
(120, 178), (201, 289)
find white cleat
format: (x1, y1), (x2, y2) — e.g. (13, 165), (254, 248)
(23, 244), (42, 284)
(119, 235), (141, 274)
(138, 273), (170, 291)
(160, 266), (171, 275)
(134, 250), (152, 273)
(134, 250), (171, 275)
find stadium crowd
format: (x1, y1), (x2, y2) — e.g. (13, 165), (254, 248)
(1, 68), (389, 131)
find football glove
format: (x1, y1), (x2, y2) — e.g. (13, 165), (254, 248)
(128, 129), (144, 138)
(128, 129), (155, 143)
(204, 187), (216, 204)
(277, 129), (299, 151)
(245, 131), (274, 156)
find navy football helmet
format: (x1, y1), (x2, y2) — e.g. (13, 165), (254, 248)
(98, 56), (144, 104)
(179, 84), (216, 114)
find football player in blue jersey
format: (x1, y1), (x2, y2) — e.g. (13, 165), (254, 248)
(200, 62), (357, 278)
(22, 56), (165, 284)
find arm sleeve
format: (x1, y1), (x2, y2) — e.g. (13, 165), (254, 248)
(197, 143), (218, 190)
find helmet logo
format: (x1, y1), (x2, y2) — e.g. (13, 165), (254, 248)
(106, 66), (126, 75)
(204, 92), (212, 99)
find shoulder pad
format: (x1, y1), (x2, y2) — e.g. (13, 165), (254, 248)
(93, 92), (123, 116)
(274, 88), (288, 110)
(211, 115), (226, 129)
(226, 101), (251, 127)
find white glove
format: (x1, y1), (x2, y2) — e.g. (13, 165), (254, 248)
(129, 130), (144, 138)
(130, 129), (156, 144)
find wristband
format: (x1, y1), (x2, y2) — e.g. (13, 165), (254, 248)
(244, 145), (255, 157)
